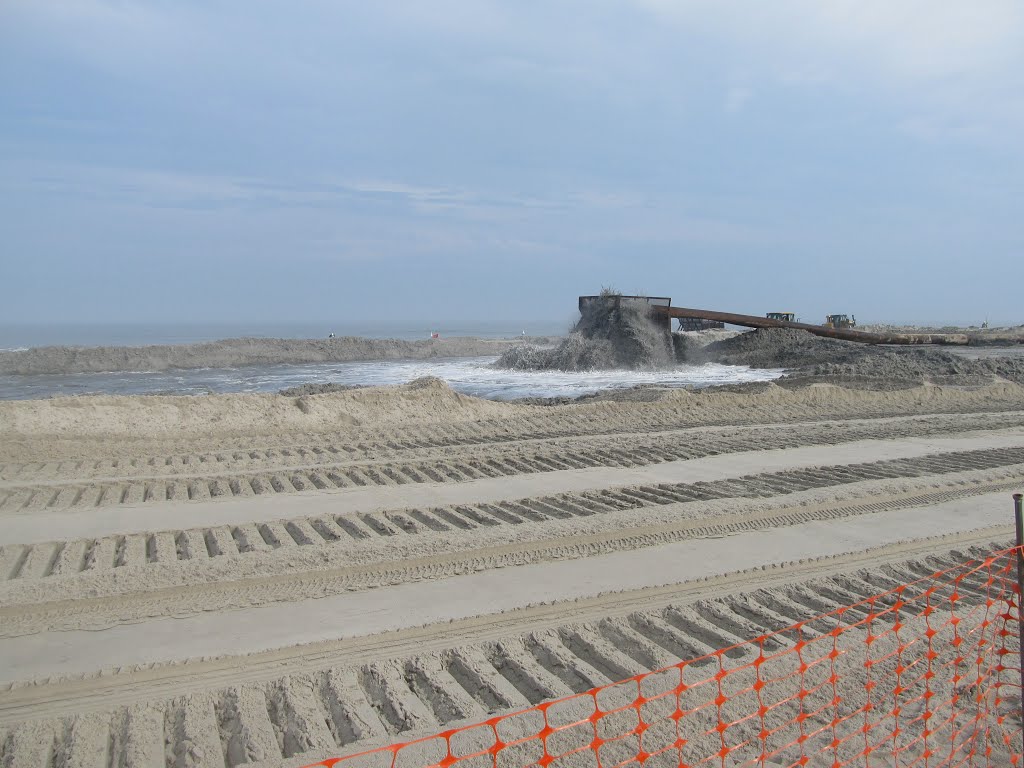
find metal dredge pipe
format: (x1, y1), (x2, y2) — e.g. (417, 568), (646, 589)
(658, 306), (970, 345)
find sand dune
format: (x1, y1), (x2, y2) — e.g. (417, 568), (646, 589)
(0, 377), (517, 439)
(3, 376), (1023, 441)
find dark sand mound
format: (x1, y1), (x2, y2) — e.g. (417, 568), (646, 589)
(278, 382), (367, 396)
(702, 328), (1024, 384)
(810, 352), (1024, 384)
(496, 297), (678, 371)
(701, 328), (869, 368)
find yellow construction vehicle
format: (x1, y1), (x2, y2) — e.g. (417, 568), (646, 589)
(824, 314), (856, 329)
(766, 312), (796, 322)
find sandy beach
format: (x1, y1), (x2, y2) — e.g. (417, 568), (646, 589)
(0, 326), (1022, 767)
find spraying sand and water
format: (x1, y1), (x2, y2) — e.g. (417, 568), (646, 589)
(494, 295), (1024, 388)
(496, 296), (681, 371)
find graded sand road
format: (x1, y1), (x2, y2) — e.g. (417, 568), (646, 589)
(1, 378), (1023, 767)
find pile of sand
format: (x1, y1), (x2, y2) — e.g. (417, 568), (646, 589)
(0, 377), (516, 438)
(277, 382), (366, 396)
(496, 297), (679, 371)
(0, 336), (558, 376)
(701, 328), (1024, 384)
(700, 328), (874, 368)
(809, 353), (1024, 385)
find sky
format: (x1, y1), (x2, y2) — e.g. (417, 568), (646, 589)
(1, 1), (1022, 330)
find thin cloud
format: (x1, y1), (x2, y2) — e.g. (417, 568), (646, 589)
(725, 86), (752, 114)
(636, 0), (1024, 81)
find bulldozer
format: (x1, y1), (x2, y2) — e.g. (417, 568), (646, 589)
(766, 312), (796, 322)
(824, 314), (856, 329)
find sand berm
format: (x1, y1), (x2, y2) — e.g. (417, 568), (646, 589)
(0, 335), (557, 376)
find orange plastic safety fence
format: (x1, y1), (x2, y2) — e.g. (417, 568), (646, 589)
(303, 547), (1024, 768)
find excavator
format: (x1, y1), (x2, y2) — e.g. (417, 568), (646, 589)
(824, 314), (856, 330)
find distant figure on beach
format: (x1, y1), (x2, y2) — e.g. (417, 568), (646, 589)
(328, 333), (335, 338)
(431, 332), (440, 339)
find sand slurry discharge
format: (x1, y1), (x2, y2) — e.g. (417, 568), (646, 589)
(496, 297), (677, 371)
(2, 329), (1024, 767)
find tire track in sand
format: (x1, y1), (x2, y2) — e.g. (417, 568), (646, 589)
(4, 413), (1024, 517)
(0, 532), (1010, 768)
(2, 446), (1021, 588)
(1, 469), (1020, 638)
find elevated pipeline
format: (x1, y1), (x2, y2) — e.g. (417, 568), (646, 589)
(659, 306), (970, 345)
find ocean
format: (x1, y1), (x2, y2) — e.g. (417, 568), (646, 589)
(0, 322), (783, 401)
(0, 321), (569, 351)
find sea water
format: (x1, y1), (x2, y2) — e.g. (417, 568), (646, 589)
(0, 356), (783, 401)
(0, 321), (568, 350)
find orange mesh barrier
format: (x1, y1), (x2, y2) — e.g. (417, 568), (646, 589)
(305, 547), (1024, 768)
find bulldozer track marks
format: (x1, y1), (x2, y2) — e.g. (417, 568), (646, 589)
(3, 413), (1024, 515)
(1, 447), (1021, 589)
(4, 391), (1024, 767)
(0, 534), (1010, 767)
(1, 460), (1021, 639)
